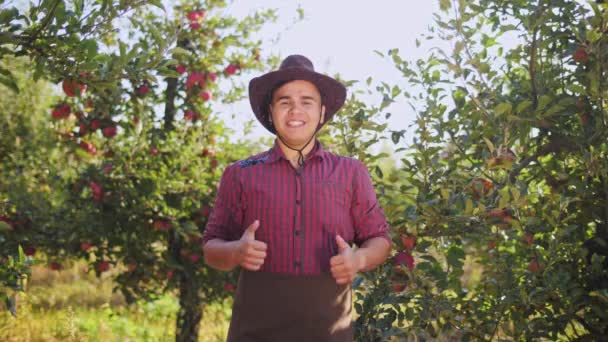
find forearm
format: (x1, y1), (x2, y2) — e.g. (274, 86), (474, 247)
(354, 236), (392, 272)
(203, 238), (240, 271)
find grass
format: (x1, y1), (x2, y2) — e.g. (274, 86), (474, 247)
(0, 262), (231, 341)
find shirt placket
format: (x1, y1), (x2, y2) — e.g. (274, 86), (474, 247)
(293, 168), (303, 274)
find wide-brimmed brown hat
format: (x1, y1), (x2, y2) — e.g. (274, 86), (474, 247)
(248, 55), (347, 134)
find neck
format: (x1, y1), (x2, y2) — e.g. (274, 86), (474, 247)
(276, 137), (317, 163)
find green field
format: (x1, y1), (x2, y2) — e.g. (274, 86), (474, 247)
(0, 263), (232, 341)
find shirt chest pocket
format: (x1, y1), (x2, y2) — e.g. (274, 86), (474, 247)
(312, 180), (351, 228)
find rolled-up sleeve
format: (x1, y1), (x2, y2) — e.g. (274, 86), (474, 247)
(350, 160), (391, 246)
(202, 163), (243, 245)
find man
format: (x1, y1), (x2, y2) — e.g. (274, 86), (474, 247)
(202, 55), (391, 342)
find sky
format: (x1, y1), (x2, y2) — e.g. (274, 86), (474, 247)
(220, 1), (442, 145)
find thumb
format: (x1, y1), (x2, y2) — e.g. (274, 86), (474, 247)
(242, 220), (259, 240)
(335, 235), (350, 253)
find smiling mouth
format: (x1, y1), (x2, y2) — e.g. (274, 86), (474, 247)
(286, 120), (305, 128)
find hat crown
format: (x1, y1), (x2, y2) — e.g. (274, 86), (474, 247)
(279, 55), (314, 71)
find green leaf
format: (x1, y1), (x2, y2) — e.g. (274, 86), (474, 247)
(81, 39), (98, 59)
(439, 0), (451, 11)
(494, 102), (512, 116)
(148, 0), (165, 10)
(515, 100), (532, 114)
(391, 131), (401, 144)
(0, 7), (19, 25)
(537, 95), (552, 112)
(5, 294), (17, 316)
(375, 165), (384, 179)
(0, 221), (12, 232)
(0, 73), (19, 93)
(482, 137), (495, 153)
(447, 245), (465, 268)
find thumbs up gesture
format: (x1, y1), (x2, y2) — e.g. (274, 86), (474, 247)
(330, 235), (362, 285)
(235, 220), (267, 271)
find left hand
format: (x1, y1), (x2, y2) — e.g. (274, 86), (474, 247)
(330, 235), (361, 285)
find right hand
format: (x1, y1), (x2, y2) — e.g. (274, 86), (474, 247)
(235, 220), (267, 271)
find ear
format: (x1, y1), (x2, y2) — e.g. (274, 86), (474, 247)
(320, 105), (326, 123)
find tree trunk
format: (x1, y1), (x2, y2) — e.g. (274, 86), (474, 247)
(170, 232), (203, 342)
(175, 266), (203, 342)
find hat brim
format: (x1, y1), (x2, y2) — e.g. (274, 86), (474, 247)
(249, 68), (347, 134)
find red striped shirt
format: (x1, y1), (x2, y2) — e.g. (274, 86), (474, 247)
(203, 139), (390, 275)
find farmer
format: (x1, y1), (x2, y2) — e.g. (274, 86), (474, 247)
(202, 55), (391, 342)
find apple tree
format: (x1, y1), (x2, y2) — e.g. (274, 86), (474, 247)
(1, 1), (277, 340)
(343, 0), (608, 340)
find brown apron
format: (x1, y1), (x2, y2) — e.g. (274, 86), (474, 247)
(226, 270), (353, 342)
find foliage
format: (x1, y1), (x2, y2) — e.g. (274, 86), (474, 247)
(350, 0), (608, 340)
(0, 0), (278, 340)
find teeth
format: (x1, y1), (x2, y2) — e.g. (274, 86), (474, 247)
(287, 121), (305, 127)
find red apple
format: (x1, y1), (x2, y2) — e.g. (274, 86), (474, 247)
(24, 246), (36, 256)
(102, 164), (113, 173)
(49, 262), (62, 271)
(89, 181), (103, 202)
(201, 149), (215, 158)
(62, 79), (86, 97)
(528, 259), (540, 273)
(186, 9), (206, 22)
(184, 110), (198, 121)
(150, 147), (159, 156)
(189, 21), (201, 29)
(153, 219), (171, 231)
(573, 46), (588, 63)
(0, 216), (13, 230)
(210, 158), (218, 168)
(223, 282), (236, 292)
(224, 64), (238, 75)
(200, 90), (212, 101)
(392, 283), (407, 292)
(80, 241), (92, 251)
(51, 103), (71, 119)
(208, 72), (217, 82)
(186, 72), (205, 90)
(90, 119), (101, 130)
(394, 252), (415, 270)
(97, 261), (110, 272)
(79, 122), (88, 135)
(176, 64), (187, 75)
(189, 254), (200, 263)
(400, 234), (416, 252)
(102, 125), (117, 138)
(524, 232), (534, 246)
(136, 82), (150, 97)
(79, 141), (97, 155)
(127, 263), (137, 272)
(166, 270), (174, 279)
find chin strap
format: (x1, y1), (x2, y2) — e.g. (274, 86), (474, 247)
(273, 115), (323, 168)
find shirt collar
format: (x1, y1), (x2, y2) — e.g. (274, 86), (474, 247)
(266, 138), (326, 164)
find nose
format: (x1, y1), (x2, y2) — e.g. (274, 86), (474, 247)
(288, 102), (305, 115)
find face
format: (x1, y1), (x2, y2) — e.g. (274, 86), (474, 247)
(269, 80), (325, 148)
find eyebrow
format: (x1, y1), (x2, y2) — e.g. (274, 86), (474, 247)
(274, 95), (319, 102)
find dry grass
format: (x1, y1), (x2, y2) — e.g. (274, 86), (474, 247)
(0, 262), (231, 341)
